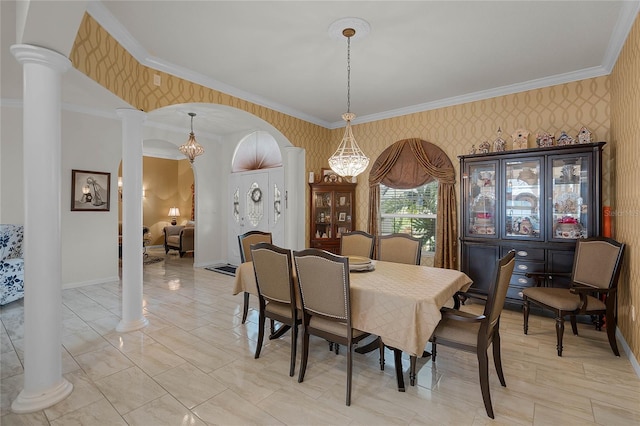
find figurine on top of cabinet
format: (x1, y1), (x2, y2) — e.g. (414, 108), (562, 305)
(478, 140), (491, 154)
(469, 145), (477, 154)
(493, 127), (506, 152)
(556, 130), (576, 146)
(577, 126), (592, 144)
(536, 131), (555, 148)
(511, 128), (530, 150)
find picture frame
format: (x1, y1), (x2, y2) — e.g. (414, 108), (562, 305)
(338, 212), (347, 222)
(71, 169), (111, 211)
(321, 168), (343, 183)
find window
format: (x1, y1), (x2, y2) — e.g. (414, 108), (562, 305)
(380, 181), (438, 253)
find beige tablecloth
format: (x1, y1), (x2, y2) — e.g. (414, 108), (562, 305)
(233, 260), (472, 357)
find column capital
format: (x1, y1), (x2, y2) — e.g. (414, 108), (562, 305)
(116, 108), (146, 121)
(10, 44), (71, 73)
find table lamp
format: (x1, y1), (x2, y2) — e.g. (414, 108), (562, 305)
(168, 207), (181, 225)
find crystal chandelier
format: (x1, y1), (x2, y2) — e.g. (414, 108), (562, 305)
(328, 27), (369, 178)
(179, 112), (205, 163)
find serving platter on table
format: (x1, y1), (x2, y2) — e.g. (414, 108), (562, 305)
(347, 255), (375, 272)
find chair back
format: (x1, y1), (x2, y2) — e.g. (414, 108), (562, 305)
(377, 233), (421, 265)
(293, 249), (351, 324)
(341, 231), (374, 259)
(483, 250), (516, 337)
(250, 242), (295, 305)
(571, 237), (625, 290)
(238, 231), (272, 263)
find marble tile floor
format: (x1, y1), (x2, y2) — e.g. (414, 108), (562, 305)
(1, 248), (640, 425)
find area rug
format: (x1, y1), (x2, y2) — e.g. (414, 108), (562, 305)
(143, 256), (164, 265)
(205, 264), (237, 276)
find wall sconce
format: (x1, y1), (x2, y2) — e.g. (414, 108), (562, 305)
(168, 207), (181, 225)
(118, 177), (123, 200)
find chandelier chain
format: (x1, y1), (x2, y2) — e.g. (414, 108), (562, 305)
(346, 35), (351, 114)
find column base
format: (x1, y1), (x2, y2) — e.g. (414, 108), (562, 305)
(11, 378), (73, 413)
(116, 316), (149, 333)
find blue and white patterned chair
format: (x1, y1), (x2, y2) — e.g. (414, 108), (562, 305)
(0, 224), (24, 305)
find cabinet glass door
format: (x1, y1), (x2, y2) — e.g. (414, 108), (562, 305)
(335, 191), (353, 238)
(550, 155), (589, 240)
(505, 159), (542, 239)
(466, 162), (497, 237)
(313, 191), (332, 239)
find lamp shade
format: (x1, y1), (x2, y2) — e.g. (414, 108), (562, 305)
(168, 207), (181, 217)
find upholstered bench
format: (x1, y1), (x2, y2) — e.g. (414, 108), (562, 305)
(0, 224), (25, 305)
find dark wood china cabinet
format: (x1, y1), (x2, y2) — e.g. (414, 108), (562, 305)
(459, 142), (605, 305)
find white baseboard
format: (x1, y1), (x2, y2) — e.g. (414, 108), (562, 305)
(617, 327), (640, 379)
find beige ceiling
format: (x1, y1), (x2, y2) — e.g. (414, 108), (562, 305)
(2, 1), (639, 138)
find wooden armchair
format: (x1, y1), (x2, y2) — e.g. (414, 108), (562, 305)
(430, 250), (516, 419)
(522, 237), (625, 357)
(340, 230), (374, 258)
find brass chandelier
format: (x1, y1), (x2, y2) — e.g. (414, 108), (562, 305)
(179, 112), (205, 163)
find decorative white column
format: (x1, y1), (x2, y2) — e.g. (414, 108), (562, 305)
(116, 108), (148, 332)
(10, 44), (73, 413)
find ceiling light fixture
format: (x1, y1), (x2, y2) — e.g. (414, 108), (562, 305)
(179, 112), (205, 163)
(328, 21), (370, 179)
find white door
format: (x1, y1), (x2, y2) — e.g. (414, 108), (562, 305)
(228, 170), (271, 265)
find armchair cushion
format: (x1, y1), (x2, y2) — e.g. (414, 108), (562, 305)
(522, 287), (605, 312)
(0, 224), (25, 305)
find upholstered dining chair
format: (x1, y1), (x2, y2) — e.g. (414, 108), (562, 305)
(377, 233), (422, 382)
(293, 248), (384, 406)
(340, 230), (375, 259)
(377, 233), (421, 265)
(250, 242), (300, 377)
(429, 250), (516, 419)
(522, 236), (625, 357)
(238, 230), (272, 324)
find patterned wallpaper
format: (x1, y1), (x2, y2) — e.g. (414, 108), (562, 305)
(71, 12), (638, 361)
(611, 12), (640, 363)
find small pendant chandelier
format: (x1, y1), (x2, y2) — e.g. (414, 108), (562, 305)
(179, 112), (205, 163)
(328, 26), (369, 178)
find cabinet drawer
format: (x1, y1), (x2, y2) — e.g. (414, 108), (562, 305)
(510, 273), (538, 287)
(502, 247), (545, 261)
(514, 260), (544, 274)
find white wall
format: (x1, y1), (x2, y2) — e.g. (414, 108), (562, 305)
(0, 106), (25, 224)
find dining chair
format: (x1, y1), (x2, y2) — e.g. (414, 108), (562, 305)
(293, 248), (384, 406)
(377, 233), (421, 265)
(238, 230), (272, 324)
(340, 230), (375, 259)
(250, 242), (300, 376)
(376, 233), (422, 381)
(429, 250), (516, 419)
(522, 237), (625, 357)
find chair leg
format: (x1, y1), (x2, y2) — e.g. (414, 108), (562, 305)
(255, 308), (265, 359)
(298, 328), (309, 383)
(241, 292), (250, 324)
(346, 342), (353, 406)
(523, 298), (530, 335)
(570, 315), (579, 335)
(409, 356), (417, 386)
(555, 316), (565, 357)
(289, 324), (298, 377)
(492, 332), (506, 387)
(379, 339), (385, 371)
(605, 307), (620, 356)
(477, 350), (495, 419)
(393, 348), (405, 392)
(432, 342), (437, 362)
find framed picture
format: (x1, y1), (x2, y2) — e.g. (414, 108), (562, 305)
(338, 212), (347, 222)
(321, 168), (343, 183)
(71, 169), (111, 211)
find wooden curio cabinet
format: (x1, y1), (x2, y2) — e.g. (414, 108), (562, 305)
(309, 181), (356, 254)
(459, 142), (605, 304)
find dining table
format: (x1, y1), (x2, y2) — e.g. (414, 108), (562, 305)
(232, 258), (473, 390)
